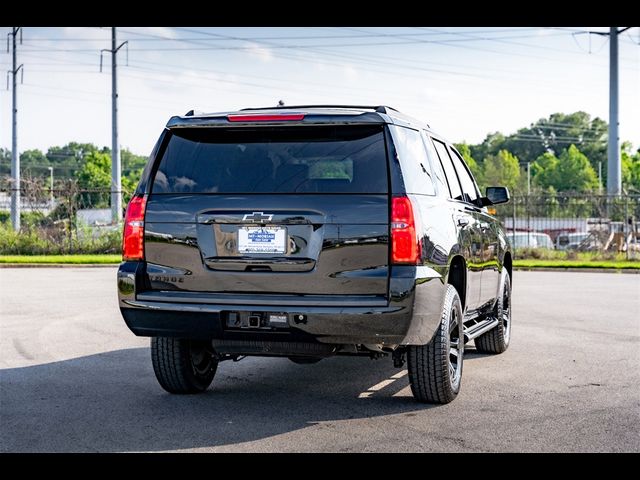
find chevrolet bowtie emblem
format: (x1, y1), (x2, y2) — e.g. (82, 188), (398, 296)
(242, 212), (274, 223)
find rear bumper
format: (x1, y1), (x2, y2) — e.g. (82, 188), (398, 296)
(121, 300), (410, 345)
(118, 261), (446, 346)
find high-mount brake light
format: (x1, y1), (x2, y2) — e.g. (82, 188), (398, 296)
(227, 113), (306, 122)
(122, 194), (147, 261)
(391, 196), (421, 264)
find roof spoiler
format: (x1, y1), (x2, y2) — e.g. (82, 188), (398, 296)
(239, 105), (399, 114)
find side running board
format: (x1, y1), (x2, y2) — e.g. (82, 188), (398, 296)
(463, 317), (499, 343)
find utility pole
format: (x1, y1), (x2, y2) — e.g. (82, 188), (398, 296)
(587, 27), (632, 195)
(101, 28), (127, 224)
(47, 166), (53, 208)
(7, 27), (23, 231)
(527, 162), (531, 195)
(598, 161), (603, 193)
(607, 27), (620, 195)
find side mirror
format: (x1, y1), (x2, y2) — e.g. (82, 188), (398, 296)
(481, 186), (510, 206)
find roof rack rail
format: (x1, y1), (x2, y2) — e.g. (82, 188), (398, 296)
(239, 105), (399, 114)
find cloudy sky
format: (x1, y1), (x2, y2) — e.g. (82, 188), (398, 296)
(0, 26), (638, 158)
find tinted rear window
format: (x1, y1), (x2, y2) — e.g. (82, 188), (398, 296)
(152, 125), (388, 194)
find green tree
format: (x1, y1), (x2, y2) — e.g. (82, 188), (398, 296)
(502, 112), (607, 171)
(0, 148), (11, 178)
(481, 149), (521, 193)
(532, 145), (599, 192)
(531, 152), (559, 190)
(20, 149), (49, 177)
(469, 132), (506, 165)
(47, 142), (102, 179)
(465, 112), (609, 185)
(75, 151), (112, 208)
(622, 143), (640, 193)
(556, 145), (599, 192)
(121, 148), (148, 193)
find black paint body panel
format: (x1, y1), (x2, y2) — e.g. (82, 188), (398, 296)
(118, 107), (511, 351)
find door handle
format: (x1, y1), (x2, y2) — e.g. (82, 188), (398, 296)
(457, 217), (469, 227)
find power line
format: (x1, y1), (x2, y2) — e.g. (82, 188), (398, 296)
(5, 27), (639, 158)
(413, 26), (639, 63)
(15, 31), (636, 96)
(17, 30), (576, 53)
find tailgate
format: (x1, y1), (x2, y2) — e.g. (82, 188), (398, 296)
(143, 124), (390, 297)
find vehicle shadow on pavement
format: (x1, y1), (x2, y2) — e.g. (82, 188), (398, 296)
(462, 347), (494, 361)
(0, 347), (435, 452)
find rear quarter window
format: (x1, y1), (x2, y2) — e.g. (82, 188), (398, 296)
(151, 125), (388, 194)
(388, 125), (436, 196)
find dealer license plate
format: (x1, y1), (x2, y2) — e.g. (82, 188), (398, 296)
(238, 226), (286, 254)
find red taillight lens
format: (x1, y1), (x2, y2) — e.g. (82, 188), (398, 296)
(391, 196), (420, 264)
(122, 194), (147, 261)
(227, 113), (305, 122)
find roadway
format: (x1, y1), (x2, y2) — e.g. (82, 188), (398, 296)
(1, 268), (638, 452)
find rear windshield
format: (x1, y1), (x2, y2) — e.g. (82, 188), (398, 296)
(152, 125), (388, 194)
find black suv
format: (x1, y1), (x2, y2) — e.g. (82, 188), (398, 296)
(118, 105), (512, 404)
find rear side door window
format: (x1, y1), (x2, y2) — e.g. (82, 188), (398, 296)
(422, 132), (448, 197)
(388, 125), (436, 196)
(448, 145), (479, 203)
(431, 138), (463, 201)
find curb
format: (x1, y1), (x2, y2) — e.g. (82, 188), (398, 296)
(514, 267), (640, 274)
(1, 264), (637, 273)
(0, 263), (119, 268)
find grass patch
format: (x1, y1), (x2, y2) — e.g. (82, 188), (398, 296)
(1, 255), (638, 269)
(513, 248), (634, 262)
(0, 254), (121, 264)
(514, 259), (640, 270)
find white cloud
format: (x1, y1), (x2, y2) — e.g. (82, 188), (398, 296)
(135, 27), (179, 39)
(59, 26), (110, 49)
(245, 42), (273, 62)
(343, 64), (358, 81)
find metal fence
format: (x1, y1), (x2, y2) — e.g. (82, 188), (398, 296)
(0, 182), (129, 222)
(0, 184), (127, 255)
(493, 194), (640, 257)
(1, 187), (639, 258)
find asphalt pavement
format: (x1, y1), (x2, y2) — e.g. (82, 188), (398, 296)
(1, 268), (638, 452)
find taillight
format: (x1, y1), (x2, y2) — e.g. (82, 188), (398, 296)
(227, 113), (305, 122)
(391, 196), (421, 264)
(122, 194), (147, 261)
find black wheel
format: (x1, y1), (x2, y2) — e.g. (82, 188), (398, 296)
(151, 337), (218, 394)
(407, 285), (464, 404)
(475, 273), (512, 354)
(288, 356), (323, 364)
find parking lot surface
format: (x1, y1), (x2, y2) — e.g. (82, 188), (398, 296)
(1, 268), (638, 452)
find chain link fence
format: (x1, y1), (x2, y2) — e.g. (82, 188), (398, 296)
(0, 179), (132, 255)
(492, 194), (640, 259)
(1, 184), (639, 259)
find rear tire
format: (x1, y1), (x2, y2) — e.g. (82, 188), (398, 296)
(475, 273), (512, 354)
(407, 285), (464, 404)
(151, 337), (218, 394)
(288, 356), (323, 364)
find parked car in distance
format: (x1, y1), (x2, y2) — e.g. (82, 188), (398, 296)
(555, 232), (590, 251)
(118, 105), (513, 405)
(507, 231), (554, 250)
